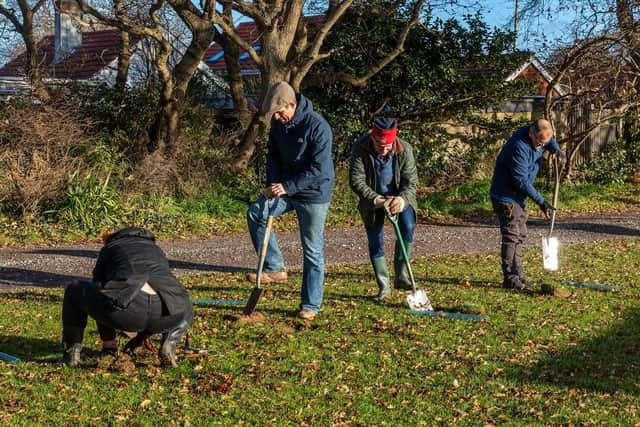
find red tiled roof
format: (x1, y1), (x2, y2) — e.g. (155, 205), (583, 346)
(205, 15), (325, 73)
(0, 29), (140, 80)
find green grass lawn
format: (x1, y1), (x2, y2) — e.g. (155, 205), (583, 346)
(1, 238), (639, 425)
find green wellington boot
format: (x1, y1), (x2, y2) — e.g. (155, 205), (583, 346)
(393, 241), (413, 290)
(371, 256), (391, 300)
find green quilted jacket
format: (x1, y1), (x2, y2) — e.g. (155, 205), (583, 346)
(348, 134), (418, 227)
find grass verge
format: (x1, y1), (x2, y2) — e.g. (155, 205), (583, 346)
(1, 172), (639, 247)
(1, 238), (639, 425)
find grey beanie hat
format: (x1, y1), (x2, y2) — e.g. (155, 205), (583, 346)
(262, 81), (296, 116)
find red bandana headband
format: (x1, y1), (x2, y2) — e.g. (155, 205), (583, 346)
(371, 125), (397, 146)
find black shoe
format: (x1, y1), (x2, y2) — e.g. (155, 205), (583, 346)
(100, 343), (118, 357)
(61, 343), (82, 367)
(503, 279), (526, 290)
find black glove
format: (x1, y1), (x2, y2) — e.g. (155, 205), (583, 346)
(539, 200), (556, 218)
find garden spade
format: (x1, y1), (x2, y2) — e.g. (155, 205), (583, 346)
(243, 198), (278, 315)
(387, 213), (433, 312)
(542, 155), (560, 271)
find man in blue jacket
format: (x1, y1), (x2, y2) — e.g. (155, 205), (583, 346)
(490, 119), (565, 290)
(246, 81), (334, 320)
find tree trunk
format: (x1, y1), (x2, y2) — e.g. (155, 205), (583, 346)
(116, 30), (131, 90)
(231, 113), (266, 173)
(20, 6), (50, 102)
(221, 32), (250, 125)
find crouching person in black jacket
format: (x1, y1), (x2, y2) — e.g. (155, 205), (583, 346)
(60, 227), (193, 368)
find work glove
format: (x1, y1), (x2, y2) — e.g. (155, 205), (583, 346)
(373, 195), (386, 209)
(384, 196), (405, 215)
(556, 150), (567, 164)
(538, 200), (556, 218)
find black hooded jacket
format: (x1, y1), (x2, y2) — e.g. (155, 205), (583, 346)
(92, 227), (190, 314)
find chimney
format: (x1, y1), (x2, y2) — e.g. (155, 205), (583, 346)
(54, 0), (82, 64)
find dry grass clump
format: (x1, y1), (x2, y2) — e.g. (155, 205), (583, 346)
(0, 99), (95, 221)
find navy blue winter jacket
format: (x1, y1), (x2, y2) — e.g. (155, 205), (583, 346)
(266, 93), (334, 203)
(490, 125), (561, 207)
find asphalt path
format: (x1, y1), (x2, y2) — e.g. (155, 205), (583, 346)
(0, 213), (638, 291)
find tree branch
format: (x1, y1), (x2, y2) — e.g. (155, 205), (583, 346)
(304, 0), (425, 88)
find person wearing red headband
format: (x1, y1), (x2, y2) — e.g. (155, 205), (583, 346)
(349, 117), (419, 300)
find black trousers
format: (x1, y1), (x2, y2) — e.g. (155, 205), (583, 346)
(62, 280), (193, 346)
(492, 199), (528, 287)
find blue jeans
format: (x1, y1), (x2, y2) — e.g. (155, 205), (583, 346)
(365, 206), (415, 258)
(247, 196), (330, 313)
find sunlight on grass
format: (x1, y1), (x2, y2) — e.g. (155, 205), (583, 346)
(1, 239), (639, 424)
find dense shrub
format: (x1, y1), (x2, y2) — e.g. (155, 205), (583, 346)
(575, 138), (640, 184)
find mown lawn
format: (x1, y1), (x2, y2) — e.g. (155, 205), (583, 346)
(1, 238), (639, 425)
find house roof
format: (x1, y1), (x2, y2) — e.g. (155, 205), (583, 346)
(462, 55), (565, 98)
(504, 55), (565, 97)
(0, 29), (140, 80)
(204, 15), (324, 75)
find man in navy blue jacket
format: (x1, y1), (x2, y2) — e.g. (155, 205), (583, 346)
(490, 119), (565, 290)
(246, 81), (334, 320)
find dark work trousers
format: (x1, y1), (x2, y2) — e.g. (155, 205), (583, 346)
(492, 199), (528, 287)
(365, 206), (415, 259)
(62, 280), (193, 346)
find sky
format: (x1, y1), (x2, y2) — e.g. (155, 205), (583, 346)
(433, 0), (574, 53)
(0, 0), (575, 68)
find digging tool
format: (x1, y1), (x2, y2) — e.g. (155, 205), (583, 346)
(0, 351), (21, 364)
(542, 155), (561, 271)
(387, 213), (433, 312)
(243, 198), (278, 315)
(181, 333), (217, 358)
(191, 299), (246, 306)
(563, 281), (624, 291)
(408, 310), (488, 321)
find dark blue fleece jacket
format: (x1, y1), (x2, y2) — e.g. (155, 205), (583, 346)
(490, 125), (561, 206)
(266, 93), (334, 203)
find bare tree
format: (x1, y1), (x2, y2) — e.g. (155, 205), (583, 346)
(519, 0), (640, 180)
(77, 0), (216, 166)
(0, 0), (51, 100)
(217, 0), (427, 172)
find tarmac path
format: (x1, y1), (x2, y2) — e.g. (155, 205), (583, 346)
(0, 213), (638, 291)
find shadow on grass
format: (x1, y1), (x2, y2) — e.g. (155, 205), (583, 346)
(0, 334), (59, 362)
(0, 291), (63, 304)
(612, 195), (640, 206)
(505, 307), (640, 395)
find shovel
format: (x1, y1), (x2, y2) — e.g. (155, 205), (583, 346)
(243, 198), (278, 315)
(542, 155), (560, 271)
(387, 213), (433, 312)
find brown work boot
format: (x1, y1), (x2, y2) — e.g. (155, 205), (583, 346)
(297, 309), (317, 321)
(245, 271), (288, 284)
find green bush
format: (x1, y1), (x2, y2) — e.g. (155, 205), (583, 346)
(576, 138), (640, 184)
(53, 172), (122, 234)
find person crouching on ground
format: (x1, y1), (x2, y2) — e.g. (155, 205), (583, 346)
(60, 227), (193, 367)
(349, 117), (419, 300)
(489, 118), (565, 290)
